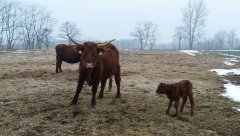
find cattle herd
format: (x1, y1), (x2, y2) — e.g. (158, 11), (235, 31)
(55, 37), (195, 117)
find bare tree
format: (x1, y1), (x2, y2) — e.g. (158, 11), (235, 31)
(148, 23), (159, 50)
(213, 31), (226, 50)
(131, 22), (144, 50)
(182, 0), (207, 50)
(131, 21), (159, 50)
(173, 26), (184, 50)
(2, 0), (21, 49)
(19, 4), (54, 50)
(58, 21), (81, 45)
(227, 30), (236, 50)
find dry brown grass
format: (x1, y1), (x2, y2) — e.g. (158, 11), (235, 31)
(0, 50), (240, 136)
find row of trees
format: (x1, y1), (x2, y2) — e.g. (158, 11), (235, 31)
(131, 21), (159, 50)
(196, 30), (240, 50)
(0, 0), (54, 50)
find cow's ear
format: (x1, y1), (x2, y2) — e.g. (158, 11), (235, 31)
(74, 45), (83, 54)
(97, 47), (105, 56)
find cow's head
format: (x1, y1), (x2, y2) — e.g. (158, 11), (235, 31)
(74, 42), (104, 69)
(68, 35), (115, 69)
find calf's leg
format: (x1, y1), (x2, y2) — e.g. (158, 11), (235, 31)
(180, 94), (188, 112)
(166, 100), (173, 115)
(175, 98), (180, 116)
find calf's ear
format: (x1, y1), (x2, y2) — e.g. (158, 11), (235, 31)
(74, 45), (83, 55)
(97, 47), (105, 56)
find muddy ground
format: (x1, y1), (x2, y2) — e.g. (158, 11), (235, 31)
(0, 50), (240, 136)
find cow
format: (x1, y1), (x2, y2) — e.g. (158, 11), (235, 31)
(55, 44), (81, 73)
(69, 38), (121, 112)
(156, 80), (194, 116)
(55, 43), (113, 91)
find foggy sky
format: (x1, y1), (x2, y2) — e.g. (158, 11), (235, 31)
(19, 0), (240, 43)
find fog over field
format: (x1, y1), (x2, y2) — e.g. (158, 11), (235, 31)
(0, 0), (240, 50)
(18, 0), (240, 42)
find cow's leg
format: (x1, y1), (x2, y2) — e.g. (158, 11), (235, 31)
(166, 100), (172, 115)
(98, 78), (107, 99)
(114, 65), (121, 98)
(174, 97), (180, 116)
(180, 93), (188, 112)
(71, 79), (85, 105)
(91, 81), (100, 108)
(108, 77), (113, 91)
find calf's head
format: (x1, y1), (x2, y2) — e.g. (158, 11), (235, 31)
(156, 83), (169, 94)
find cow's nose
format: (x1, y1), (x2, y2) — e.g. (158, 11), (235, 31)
(86, 63), (94, 68)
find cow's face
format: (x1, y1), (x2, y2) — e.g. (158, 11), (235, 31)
(156, 83), (167, 94)
(75, 42), (104, 69)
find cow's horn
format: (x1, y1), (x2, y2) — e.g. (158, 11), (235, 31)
(97, 39), (116, 47)
(67, 35), (82, 45)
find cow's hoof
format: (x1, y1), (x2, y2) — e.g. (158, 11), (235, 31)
(72, 106), (80, 116)
(97, 95), (103, 99)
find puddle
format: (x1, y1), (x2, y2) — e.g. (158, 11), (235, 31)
(179, 50), (201, 56)
(210, 69), (240, 111)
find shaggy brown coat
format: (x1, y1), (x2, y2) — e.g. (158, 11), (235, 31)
(71, 42), (120, 109)
(156, 80), (194, 116)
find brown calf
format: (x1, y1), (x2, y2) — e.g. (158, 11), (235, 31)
(156, 80), (194, 116)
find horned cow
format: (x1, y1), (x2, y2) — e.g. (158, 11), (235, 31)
(69, 38), (120, 112)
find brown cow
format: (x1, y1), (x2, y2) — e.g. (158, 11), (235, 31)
(156, 80), (194, 116)
(55, 44), (81, 73)
(69, 38), (121, 111)
(55, 43), (113, 91)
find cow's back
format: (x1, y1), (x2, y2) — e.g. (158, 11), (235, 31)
(55, 44), (80, 63)
(101, 44), (119, 78)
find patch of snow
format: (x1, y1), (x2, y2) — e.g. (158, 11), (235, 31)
(179, 50), (200, 56)
(221, 81), (240, 102)
(13, 50), (31, 54)
(209, 69), (240, 76)
(233, 107), (240, 112)
(224, 58), (238, 66)
(210, 69), (240, 105)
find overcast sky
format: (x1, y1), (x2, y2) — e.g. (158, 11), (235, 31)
(18, 0), (240, 43)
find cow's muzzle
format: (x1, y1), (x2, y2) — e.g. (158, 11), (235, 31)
(86, 63), (94, 69)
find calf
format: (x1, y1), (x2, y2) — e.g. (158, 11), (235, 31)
(156, 80), (194, 116)
(55, 44), (81, 73)
(69, 38), (121, 111)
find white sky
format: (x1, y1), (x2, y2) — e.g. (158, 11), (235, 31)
(18, 0), (240, 43)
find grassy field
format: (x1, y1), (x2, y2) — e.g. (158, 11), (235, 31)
(210, 50), (240, 57)
(0, 50), (240, 135)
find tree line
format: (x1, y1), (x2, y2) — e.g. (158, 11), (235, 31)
(1, 0), (239, 51)
(0, 0), (54, 50)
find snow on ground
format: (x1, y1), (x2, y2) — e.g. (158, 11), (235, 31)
(179, 50), (201, 56)
(210, 69), (240, 111)
(224, 58), (238, 66)
(209, 69), (240, 76)
(13, 50), (31, 54)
